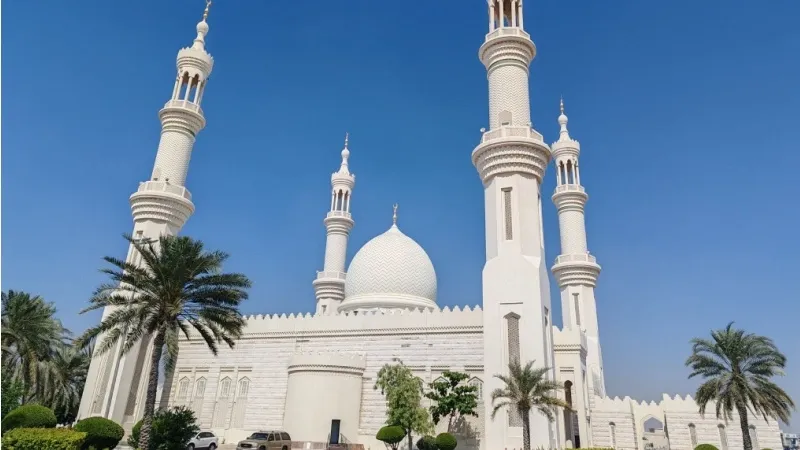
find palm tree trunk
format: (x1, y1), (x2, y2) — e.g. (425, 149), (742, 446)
(136, 330), (165, 450)
(521, 408), (531, 450)
(407, 430), (413, 450)
(737, 402), (753, 450)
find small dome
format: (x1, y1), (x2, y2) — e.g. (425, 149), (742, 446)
(340, 223), (437, 312)
(196, 20), (209, 35)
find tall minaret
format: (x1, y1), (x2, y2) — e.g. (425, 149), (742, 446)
(472, 1), (558, 449)
(550, 99), (606, 404)
(77, 2), (214, 426)
(313, 134), (355, 315)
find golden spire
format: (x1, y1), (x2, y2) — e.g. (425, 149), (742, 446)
(560, 96), (564, 115)
(203, 0), (212, 21)
(392, 204), (398, 225)
(344, 132), (349, 149)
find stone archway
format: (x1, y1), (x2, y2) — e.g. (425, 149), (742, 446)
(641, 416), (670, 450)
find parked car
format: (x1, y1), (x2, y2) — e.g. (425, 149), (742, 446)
(188, 431), (219, 450)
(236, 431), (292, 450)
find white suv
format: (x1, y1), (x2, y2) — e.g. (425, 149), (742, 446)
(188, 431), (219, 450)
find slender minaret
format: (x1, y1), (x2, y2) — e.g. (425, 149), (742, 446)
(313, 134), (355, 315)
(472, 1), (559, 448)
(77, 2), (214, 426)
(550, 99), (606, 407)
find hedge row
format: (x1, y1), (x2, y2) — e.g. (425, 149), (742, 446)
(1, 428), (87, 450)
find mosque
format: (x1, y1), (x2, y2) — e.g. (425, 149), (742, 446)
(76, 2), (783, 450)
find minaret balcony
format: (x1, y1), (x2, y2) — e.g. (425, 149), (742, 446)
(485, 27), (531, 42)
(162, 99), (204, 116)
(473, 125), (551, 185)
(481, 125), (544, 144)
(135, 180), (192, 201)
(324, 211), (355, 232)
(554, 253), (596, 265)
(326, 211), (352, 219)
(130, 181), (195, 228)
(554, 184), (586, 195)
(552, 185), (588, 211)
(316, 271), (346, 281)
(552, 253), (601, 288)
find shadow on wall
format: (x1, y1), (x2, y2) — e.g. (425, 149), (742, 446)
(450, 416), (481, 450)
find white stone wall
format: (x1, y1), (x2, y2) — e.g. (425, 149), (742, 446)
(589, 394), (784, 450)
(168, 307), (485, 450)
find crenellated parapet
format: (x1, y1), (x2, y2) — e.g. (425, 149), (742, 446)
(233, 305), (484, 336)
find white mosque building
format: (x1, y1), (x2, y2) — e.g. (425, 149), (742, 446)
(76, 2), (783, 450)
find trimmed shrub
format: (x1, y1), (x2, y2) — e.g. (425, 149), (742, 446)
(127, 420), (142, 449)
(695, 445), (719, 450)
(416, 435), (438, 450)
(435, 433), (457, 450)
(127, 406), (199, 450)
(1, 404), (57, 433)
(376, 426), (407, 450)
(73, 417), (124, 450)
(1, 427), (87, 450)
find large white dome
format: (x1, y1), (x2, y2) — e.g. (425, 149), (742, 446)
(339, 223), (437, 312)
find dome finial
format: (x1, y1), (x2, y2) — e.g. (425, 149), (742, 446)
(558, 97), (570, 141)
(192, 0), (212, 51)
(203, 0), (212, 21)
(338, 132), (351, 173)
(392, 204), (399, 225)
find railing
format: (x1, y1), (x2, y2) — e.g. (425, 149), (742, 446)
(136, 180), (192, 201)
(481, 125), (543, 143)
(316, 271), (346, 280)
(554, 184), (586, 194)
(486, 27), (530, 40)
(326, 211), (352, 218)
(554, 253), (597, 265)
(162, 99), (204, 115)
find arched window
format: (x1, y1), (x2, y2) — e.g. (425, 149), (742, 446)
(219, 377), (232, 398)
(718, 424), (728, 450)
(564, 381), (573, 407)
(195, 378), (206, 397)
(749, 425), (759, 450)
(609, 422), (617, 449)
(468, 377), (483, 401)
(177, 377), (191, 404)
(688, 423), (697, 448)
(237, 377), (250, 398)
(232, 377), (251, 428)
(212, 376), (233, 428)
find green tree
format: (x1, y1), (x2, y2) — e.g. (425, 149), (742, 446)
(424, 370), (479, 432)
(39, 343), (91, 424)
(490, 360), (570, 450)
(128, 406), (200, 450)
(1, 290), (66, 402)
(374, 363), (433, 450)
(1, 365), (24, 420)
(76, 235), (251, 450)
(686, 322), (795, 450)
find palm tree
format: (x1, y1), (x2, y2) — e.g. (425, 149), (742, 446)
(76, 234), (251, 450)
(1, 290), (66, 402)
(490, 360), (570, 450)
(686, 322), (795, 450)
(39, 342), (92, 423)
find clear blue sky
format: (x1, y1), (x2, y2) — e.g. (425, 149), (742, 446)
(4, 0), (799, 427)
